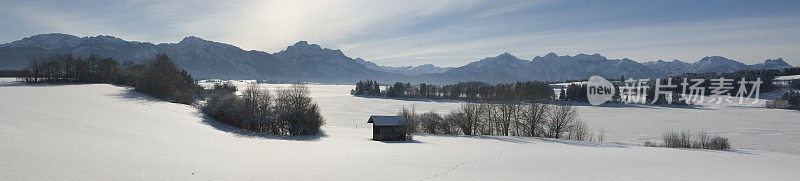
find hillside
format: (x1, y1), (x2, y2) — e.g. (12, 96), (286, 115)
(1, 80), (799, 180)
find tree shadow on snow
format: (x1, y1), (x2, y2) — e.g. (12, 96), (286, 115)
(653, 147), (759, 155)
(371, 139), (425, 144)
(352, 95), (464, 103)
(568, 101), (707, 110)
(111, 88), (164, 103)
(0, 81), (107, 87)
(417, 133), (627, 148)
(114, 88), (327, 141)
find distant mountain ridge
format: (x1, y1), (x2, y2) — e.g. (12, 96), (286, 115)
(0, 33), (794, 84)
(0, 33), (404, 83)
(642, 56), (792, 76)
(353, 58), (453, 75)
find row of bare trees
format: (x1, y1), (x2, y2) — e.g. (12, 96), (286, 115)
(399, 101), (603, 141)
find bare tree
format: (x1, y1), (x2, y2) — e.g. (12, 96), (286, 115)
(597, 129), (606, 143)
(441, 111), (462, 134)
(497, 101), (515, 136)
(521, 101), (549, 137)
(481, 101), (497, 135)
(242, 83), (275, 133)
(455, 103), (482, 135)
(546, 103), (578, 139)
(398, 106), (419, 133)
(397, 106), (419, 140)
(568, 119), (590, 141)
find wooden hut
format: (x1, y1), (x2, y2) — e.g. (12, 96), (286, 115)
(367, 116), (408, 141)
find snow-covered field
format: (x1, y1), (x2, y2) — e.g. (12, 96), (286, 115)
(217, 81), (800, 155)
(2, 79), (800, 180)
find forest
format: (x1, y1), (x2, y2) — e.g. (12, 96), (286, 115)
(20, 54), (202, 105)
(352, 80), (555, 101)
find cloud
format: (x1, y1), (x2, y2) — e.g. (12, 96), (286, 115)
(341, 15), (800, 66)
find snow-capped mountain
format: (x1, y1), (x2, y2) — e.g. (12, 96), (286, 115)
(415, 53), (666, 84)
(354, 58), (453, 75)
(748, 58), (792, 70)
(643, 57), (792, 76)
(428, 53), (533, 83)
(642, 59), (691, 76)
(684, 56), (748, 74)
(526, 53), (663, 81)
(1, 33), (84, 50)
(0, 34), (402, 83)
(271, 41), (401, 83)
(0, 33), (794, 84)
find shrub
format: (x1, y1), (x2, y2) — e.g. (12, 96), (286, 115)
(274, 84), (325, 135)
(418, 111), (443, 134)
(567, 120), (590, 141)
(662, 130), (693, 148)
(766, 91), (800, 110)
(707, 136), (731, 150)
(441, 111), (463, 135)
(661, 130), (731, 150)
(397, 106), (418, 140)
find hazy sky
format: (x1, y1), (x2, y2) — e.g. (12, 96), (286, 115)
(2, 0), (799, 67)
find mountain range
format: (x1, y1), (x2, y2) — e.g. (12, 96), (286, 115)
(353, 58), (453, 75)
(0, 33), (794, 84)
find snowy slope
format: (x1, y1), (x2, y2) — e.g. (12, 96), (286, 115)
(2, 80), (799, 180)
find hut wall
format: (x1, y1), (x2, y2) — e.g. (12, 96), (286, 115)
(373, 126), (404, 141)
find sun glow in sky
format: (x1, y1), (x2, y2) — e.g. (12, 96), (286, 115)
(2, 0), (799, 66)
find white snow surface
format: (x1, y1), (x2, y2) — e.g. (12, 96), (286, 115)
(2, 80), (800, 180)
(774, 75), (800, 81)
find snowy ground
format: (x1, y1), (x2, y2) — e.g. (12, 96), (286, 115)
(2, 80), (800, 180)
(215, 81), (800, 155)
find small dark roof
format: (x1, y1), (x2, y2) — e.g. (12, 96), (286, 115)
(367, 116), (407, 126)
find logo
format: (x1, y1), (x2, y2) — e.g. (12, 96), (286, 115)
(587, 75), (615, 105)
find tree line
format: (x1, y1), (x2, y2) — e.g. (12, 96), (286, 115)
(351, 79), (380, 96)
(559, 69), (783, 105)
(398, 101), (602, 142)
(352, 80), (555, 101)
(17, 54), (324, 135)
(20, 54), (203, 105)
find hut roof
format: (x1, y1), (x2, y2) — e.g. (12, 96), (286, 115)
(367, 116), (407, 126)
